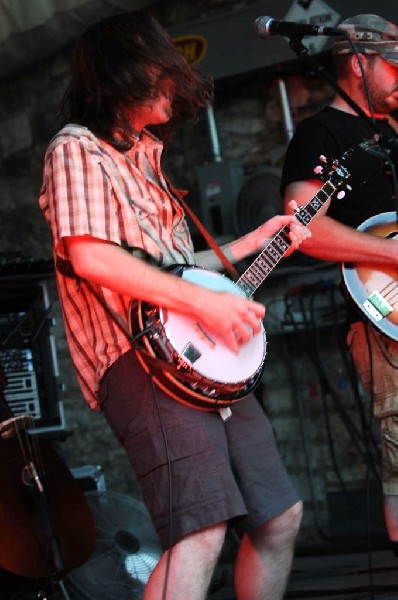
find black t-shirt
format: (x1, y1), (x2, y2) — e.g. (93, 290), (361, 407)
(281, 106), (398, 229)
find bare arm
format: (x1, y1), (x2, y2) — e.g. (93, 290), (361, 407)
(195, 204), (311, 270)
(284, 180), (398, 264)
(65, 236), (265, 354)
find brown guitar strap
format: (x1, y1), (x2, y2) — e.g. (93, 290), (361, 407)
(177, 195), (240, 281)
(56, 259), (181, 378)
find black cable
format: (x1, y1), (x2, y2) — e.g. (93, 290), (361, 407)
(150, 375), (174, 600)
(306, 287), (381, 480)
(288, 286), (398, 597)
(0, 301), (39, 348)
(329, 289), (380, 465)
(80, 278), (176, 596)
(368, 324), (398, 370)
(313, 349), (382, 526)
(296, 288), (373, 467)
(285, 321), (379, 538)
(363, 322), (376, 599)
(284, 286), (383, 527)
(282, 336), (331, 541)
(30, 297), (57, 346)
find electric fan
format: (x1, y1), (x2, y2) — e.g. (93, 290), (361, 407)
(235, 166), (283, 236)
(235, 165), (318, 271)
(66, 490), (162, 599)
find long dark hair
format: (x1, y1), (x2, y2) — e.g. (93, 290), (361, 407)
(61, 11), (214, 149)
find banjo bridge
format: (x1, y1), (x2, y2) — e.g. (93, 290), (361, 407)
(193, 322), (216, 348)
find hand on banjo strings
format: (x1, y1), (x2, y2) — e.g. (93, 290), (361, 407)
(192, 287), (265, 355)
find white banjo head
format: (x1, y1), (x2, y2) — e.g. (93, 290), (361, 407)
(159, 267), (266, 385)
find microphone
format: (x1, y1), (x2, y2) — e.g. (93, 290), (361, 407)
(254, 16), (342, 38)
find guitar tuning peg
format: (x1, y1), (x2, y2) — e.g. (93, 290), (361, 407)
(336, 190), (345, 199)
(313, 165), (323, 175)
(346, 184), (352, 191)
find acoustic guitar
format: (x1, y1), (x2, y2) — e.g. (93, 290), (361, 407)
(342, 211), (398, 341)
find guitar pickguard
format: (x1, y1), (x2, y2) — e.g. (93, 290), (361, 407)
(342, 212), (398, 340)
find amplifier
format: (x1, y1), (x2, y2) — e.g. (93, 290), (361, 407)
(0, 279), (65, 435)
(0, 347), (41, 419)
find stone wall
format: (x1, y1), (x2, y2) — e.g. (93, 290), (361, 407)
(0, 0), (384, 549)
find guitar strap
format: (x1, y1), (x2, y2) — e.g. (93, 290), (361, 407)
(177, 195), (240, 281)
(55, 255), (132, 336)
(56, 256), (192, 379)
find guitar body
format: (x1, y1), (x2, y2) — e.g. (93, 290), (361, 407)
(342, 212), (398, 341)
(130, 265), (267, 410)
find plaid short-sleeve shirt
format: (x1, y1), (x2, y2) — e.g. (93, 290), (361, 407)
(39, 124), (195, 409)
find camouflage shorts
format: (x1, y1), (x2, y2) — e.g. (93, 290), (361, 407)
(347, 321), (398, 494)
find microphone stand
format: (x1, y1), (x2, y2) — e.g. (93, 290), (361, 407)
(287, 35), (379, 132)
(21, 453), (72, 600)
(286, 34), (398, 208)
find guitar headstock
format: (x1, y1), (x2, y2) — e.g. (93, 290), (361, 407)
(313, 153), (352, 199)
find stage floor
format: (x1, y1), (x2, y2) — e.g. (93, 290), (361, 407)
(1, 544), (398, 599)
(209, 548), (398, 599)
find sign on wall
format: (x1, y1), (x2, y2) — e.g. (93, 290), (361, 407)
(284, 0), (340, 54)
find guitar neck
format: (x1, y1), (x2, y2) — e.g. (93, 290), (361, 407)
(237, 179), (339, 298)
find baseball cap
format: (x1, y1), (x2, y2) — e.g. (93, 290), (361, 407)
(333, 14), (398, 66)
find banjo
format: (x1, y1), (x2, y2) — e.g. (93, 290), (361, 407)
(130, 154), (351, 410)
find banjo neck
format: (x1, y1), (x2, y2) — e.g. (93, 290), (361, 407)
(238, 173), (348, 298)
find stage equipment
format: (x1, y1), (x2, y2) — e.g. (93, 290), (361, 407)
(254, 15), (342, 39)
(0, 254), (65, 435)
(66, 490), (162, 599)
(235, 166), (283, 236)
(0, 416), (95, 579)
